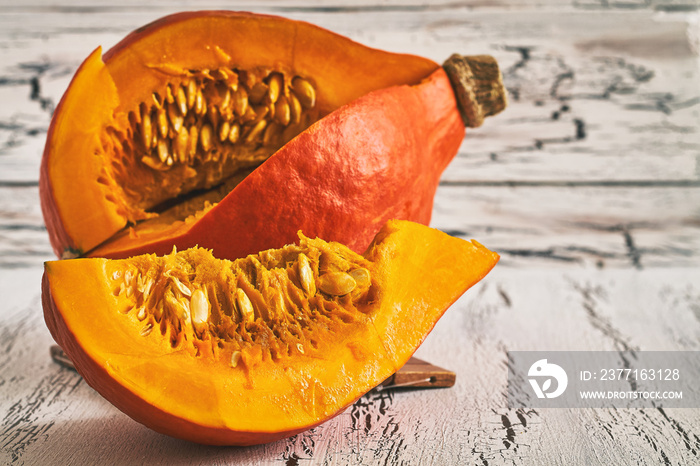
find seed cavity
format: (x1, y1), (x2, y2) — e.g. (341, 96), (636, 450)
(106, 67), (320, 225)
(117, 240), (372, 365)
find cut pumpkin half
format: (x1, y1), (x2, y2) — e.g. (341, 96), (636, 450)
(39, 11), (505, 260)
(42, 220), (499, 445)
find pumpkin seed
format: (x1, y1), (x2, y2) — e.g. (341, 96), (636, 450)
(273, 289), (286, 313)
(263, 122), (281, 146)
(195, 87), (205, 115)
(175, 126), (188, 162)
(230, 350), (242, 368)
(141, 156), (166, 171)
(292, 77), (316, 109)
(140, 323), (153, 336)
(165, 288), (186, 320)
(274, 96), (291, 126)
(186, 79), (197, 109)
(289, 93), (302, 125)
(220, 89), (232, 117)
(187, 125), (199, 159)
(248, 82), (268, 104)
(349, 268), (371, 288)
(233, 88), (248, 116)
(151, 91), (163, 108)
(142, 278), (154, 297)
(136, 274), (145, 293)
(218, 121), (231, 142)
(298, 254), (316, 296)
(267, 73), (282, 104)
(207, 105), (219, 129)
(228, 123), (240, 144)
(168, 103), (183, 132)
(171, 276), (192, 297)
(236, 288), (255, 322)
(200, 124), (214, 152)
(190, 289), (209, 327)
(157, 138), (169, 163)
(245, 119), (267, 144)
(157, 107), (169, 138)
(253, 104), (269, 122)
(318, 272), (356, 296)
(165, 83), (175, 104)
(176, 85), (188, 116)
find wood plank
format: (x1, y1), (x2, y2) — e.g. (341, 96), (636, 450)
(432, 184), (700, 268)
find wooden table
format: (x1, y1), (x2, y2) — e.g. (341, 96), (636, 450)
(1, 1), (699, 464)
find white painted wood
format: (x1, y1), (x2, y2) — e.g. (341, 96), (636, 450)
(1, 1), (699, 465)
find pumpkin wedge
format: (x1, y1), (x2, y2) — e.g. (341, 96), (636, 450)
(42, 220), (499, 445)
(39, 11), (506, 260)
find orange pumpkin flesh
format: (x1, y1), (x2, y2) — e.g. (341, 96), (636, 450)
(42, 220), (499, 445)
(39, 11), (459, 260)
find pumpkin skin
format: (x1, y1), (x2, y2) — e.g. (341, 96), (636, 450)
(39, 11), (501, 261)
(42, 220), (499, 445)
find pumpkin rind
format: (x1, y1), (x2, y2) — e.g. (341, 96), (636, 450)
(42, 220), (499, 445)
(39, 47), (122, 258)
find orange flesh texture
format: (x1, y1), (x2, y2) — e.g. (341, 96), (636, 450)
(41, 11), (439, 258)
(40, 47), (122, 258)
(42, 220), (499, 445)
(89, 67), (464, 260)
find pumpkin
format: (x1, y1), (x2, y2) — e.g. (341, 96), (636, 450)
(39, 11), (506, 261)
(42, 219), (499, 445)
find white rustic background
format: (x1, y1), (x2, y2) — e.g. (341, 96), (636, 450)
(1, 1), (699, 464)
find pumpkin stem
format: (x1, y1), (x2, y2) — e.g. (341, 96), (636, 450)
(442, 54), (507, 128)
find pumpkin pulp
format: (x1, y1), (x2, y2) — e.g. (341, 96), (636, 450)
(42, 220), (500, 445)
